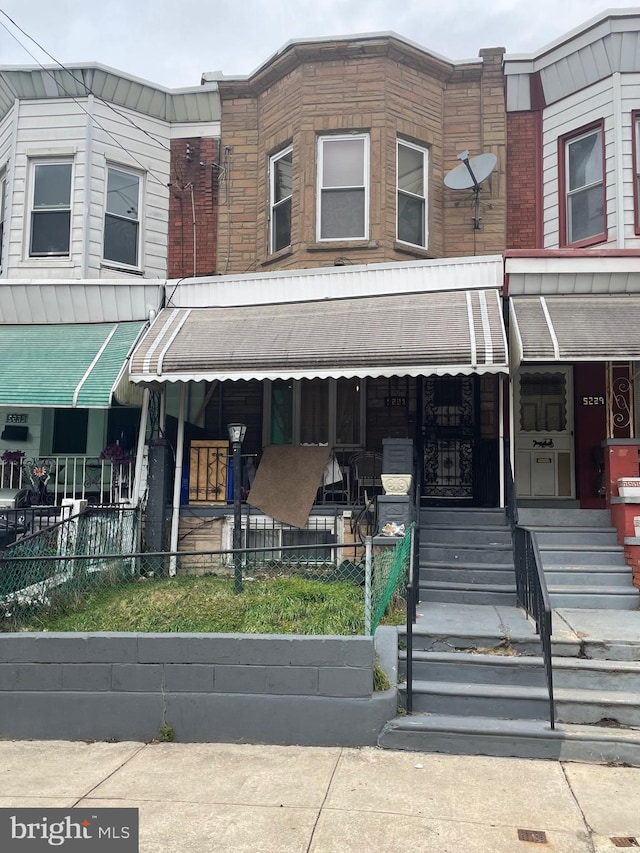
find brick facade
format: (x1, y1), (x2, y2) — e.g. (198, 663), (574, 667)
(215, 38), (507, 275)
(168, 137), (220, 279)
(506, 112), (540, 249)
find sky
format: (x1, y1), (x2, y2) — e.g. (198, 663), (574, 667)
(0, 1), (639, 89)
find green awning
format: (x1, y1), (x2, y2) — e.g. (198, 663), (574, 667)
(0, 322), (145, 408)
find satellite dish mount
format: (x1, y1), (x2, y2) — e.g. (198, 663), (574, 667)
(444, 150), (497, 231)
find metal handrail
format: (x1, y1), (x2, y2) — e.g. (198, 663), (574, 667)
(504, 442), (555, 729)
(404, 446), (422, 714)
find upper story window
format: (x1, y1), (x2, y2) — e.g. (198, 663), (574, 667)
(104, 166), (140, 267)
(634, 112), (640, 232)
(317, 134), (368, 241)
(397, 139), (428, 247)
(269, 147), (292, 253)
(562, 124), (605, 245)
(0, 169), (6, 270)
(29, 161), (72, 257)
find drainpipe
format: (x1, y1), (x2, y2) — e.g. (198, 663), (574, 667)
(131, 388), (150, 507)
(169, 384), (186, 576)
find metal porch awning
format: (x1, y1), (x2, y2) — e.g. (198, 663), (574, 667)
(510, 295), (640, 368)
(0, 321), (146, 408)
(129, 289), (508, 383)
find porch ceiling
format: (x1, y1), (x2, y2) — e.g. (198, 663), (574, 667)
(129, 289), (508, 383)
(510, 295), (640, 367)
(0, 322), (146, 408)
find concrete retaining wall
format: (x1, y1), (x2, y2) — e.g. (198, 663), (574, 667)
(0, 632), (397, 745)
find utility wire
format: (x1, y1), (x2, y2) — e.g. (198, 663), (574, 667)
(0, 13), (171, 190)
(0, 6), (173, 154)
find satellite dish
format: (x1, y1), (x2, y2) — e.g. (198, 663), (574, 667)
(444, 150), (497, 230)
(444, 152), (497, 189)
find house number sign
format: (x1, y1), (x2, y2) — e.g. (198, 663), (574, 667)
(581, 396), (604, 406)
(5, 413), (28, 423)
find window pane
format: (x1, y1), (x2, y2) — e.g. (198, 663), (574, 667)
(272, 197), (291, 252)
(270, 380), (293, 444)
(107, 168), (139, 219)
(300, 379), (328, 444)
(104, 215), (138, 265)
(52, 408), (88, 454)
(273, 151), (292, 203)
(568, 132), (602, 190)
(568, 185), (604, 243)
(30, 210), (70, 255)
(336, 378), (361, 445)
(398, 144), (423, 195)
(398, 193), (425, 245)
(282, 527), (334, 560)
(320, 189), (365, 238)
(519, 373), (567, 432)
(322, 139), (364, 187)
(33, 163), (71, 208)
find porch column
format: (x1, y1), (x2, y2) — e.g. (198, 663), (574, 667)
(169, 384), (186, 577)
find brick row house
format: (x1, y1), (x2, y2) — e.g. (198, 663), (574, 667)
(129, 34), (511, 556)
(503, 9), (640, 587)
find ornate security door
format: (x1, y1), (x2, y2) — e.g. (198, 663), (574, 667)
(421, 376), (479, 502)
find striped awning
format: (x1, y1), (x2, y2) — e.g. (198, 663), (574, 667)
(129, 289), (508, 383)
(0, 322), (146, 408)
(510, 295), (640, 366)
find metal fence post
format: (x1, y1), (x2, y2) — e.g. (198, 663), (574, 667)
(364, 535), (372, 635)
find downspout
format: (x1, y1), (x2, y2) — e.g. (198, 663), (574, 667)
(169, 384), (186, 576)
(131, 388), (150, 507)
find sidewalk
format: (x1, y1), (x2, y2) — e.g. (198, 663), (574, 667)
(1, 739), (639, 852)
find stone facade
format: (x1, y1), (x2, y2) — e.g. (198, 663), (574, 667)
(215, 37), (506, 275)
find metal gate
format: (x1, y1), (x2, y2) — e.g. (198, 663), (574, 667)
(421, 375), (478, 502)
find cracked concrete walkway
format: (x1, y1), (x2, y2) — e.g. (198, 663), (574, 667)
(1, 740), (639, 851)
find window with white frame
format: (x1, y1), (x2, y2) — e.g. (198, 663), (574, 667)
(269, 146), (292, 253)
(266, 377), (364, 447)
(29, 161), (72, 257)
(563, 125), (604, 244)
(104, 165), (141, 267)
(317, 134), (368, 240)
(397, 139), (428, 247)
(0, 169), (6, 269)
(635, 113), (640, 230)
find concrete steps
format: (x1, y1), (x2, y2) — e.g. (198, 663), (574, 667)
(417, 508), (516, 606)
(520, 509), (638, 610)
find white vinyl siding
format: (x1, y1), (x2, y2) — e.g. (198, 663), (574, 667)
(1, 96), (170, 278)
(541, 75), (640, 250)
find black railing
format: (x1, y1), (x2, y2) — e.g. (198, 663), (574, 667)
(404, 446), (422, 713)
(504, 443), (555, 729)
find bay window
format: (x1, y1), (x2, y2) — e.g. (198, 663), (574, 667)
(29, 161), (72, 257)
(104, 165), (141, 267)
(562, 124), (605, 245)
(317, 134), (368, 240)
(269, 146), (292, 253)
(397, 139), (428, 247)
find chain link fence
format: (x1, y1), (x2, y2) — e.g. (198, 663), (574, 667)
(0, 508), (413, 634)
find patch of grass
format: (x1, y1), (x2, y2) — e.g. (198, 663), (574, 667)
(21, 574), (367, 635)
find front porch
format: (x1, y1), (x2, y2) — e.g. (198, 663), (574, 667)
(0, 455), (136, 508)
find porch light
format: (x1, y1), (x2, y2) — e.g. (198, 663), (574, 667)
(227, 423), (247, 444)
(228, 422), (246, 594)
